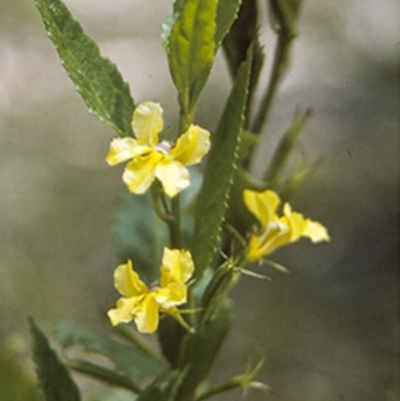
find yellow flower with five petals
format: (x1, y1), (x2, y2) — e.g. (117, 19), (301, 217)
(108, 247), (195, 333)
(106, 101), (210, 197)
(243, 189), (330, 262)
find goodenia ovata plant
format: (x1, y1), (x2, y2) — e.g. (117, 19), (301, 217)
(31, 0), (330, 400)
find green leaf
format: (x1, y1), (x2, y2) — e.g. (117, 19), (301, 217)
(222, 0), (259, 78)
(114, 190), (169, 284)
(34, 0), (134, 136)
(215, 0), (242, 48)
(222, 0), (265, 127)
(1, 338), (42, 401)
(176, 299), (234, 401)
(56, 322), (165, 381)
(264, 108), (312, 185)
(163, 0), (217, 114)
(29, 317), (81, 401)
(191, 49), (253, 278)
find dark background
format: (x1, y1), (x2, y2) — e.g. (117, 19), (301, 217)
(1, 0), (398, 400)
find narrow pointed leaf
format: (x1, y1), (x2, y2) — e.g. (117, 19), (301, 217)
(163, 0), (217, 112)
(34, 0), (134, 136)
(264, 108), (311, 184)
(215, 0), (242, 48)
(222, 0), (265, 126)
(191, 50), (253, 278)
(29, 318), (81, 401)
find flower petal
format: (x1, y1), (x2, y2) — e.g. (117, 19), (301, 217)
(134, 294), (160, 333)
(155, 159), (190, 198)
(159, 248), (194, 287)
(106, 137), (150, 166)
(107, 297), (139, 326)
(154, 282), (187, 308)
(113, 260), (149, 297)
(243, 189), (281, 227)
(123, 151), (162, 194)
(170, 124), (211, 166)
(131, 102), (163, 146)
(303, 220), (330, 242)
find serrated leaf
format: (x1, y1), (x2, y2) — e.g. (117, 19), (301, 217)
(34, 0), (134, 136)
(176, 299), (233, 401)
(215, 0), (242, 48)
(191, 50), (253, 278)
(163, 0), (217, 114)
(56, 322), (165, 381)
(29, 318), (81, 401)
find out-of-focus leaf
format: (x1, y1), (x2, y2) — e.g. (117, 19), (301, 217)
(136, 370), (187, 401)
(176, 299), (233, 401)
(29, 318), (81, 401)
(157, 315), (186, 369)
(114, 171), (201, 284)
(56, 322), (165, 381)
(191, 50), (252, 278)
(34, 0), (134, 136)
(1, 337), (42, 401)
(163, 0), (217, 116)
(114, 190), (169, 284)
(264, 108), (311, 185)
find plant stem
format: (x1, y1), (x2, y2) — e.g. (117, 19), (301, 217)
(66, 358), (141, 393)
(115, 324), (165, 364)
(170, 195), (181, 248)
(151, 185), (173, 224)
(251, 33), (293, 134)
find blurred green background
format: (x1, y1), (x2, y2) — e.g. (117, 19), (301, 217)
(1, 0), (398, 400)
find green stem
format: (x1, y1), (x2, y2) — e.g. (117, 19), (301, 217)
(114, 324), (165, 364)
(151, 185), (174, 224)
(170, 195), (181, 248)
(66, 358), (141, 393)
(251, 34), (293, 134)
(179, 105), (195, 135)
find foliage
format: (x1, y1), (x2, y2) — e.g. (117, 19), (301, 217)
(31, 0), (330, 400)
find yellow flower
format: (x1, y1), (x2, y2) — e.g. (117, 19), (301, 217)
(108, 247), (195, 333)
(106, 101), (210, 197)
(243, 189), (330, 262)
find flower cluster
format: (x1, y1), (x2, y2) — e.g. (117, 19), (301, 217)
(244, 189), (330, 262)
(108, 247), (194, 333)
(106, 101), (210, 198)
(106, 101), (331, 334)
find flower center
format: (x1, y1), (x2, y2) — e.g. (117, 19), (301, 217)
(155, 140), (172, 155)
